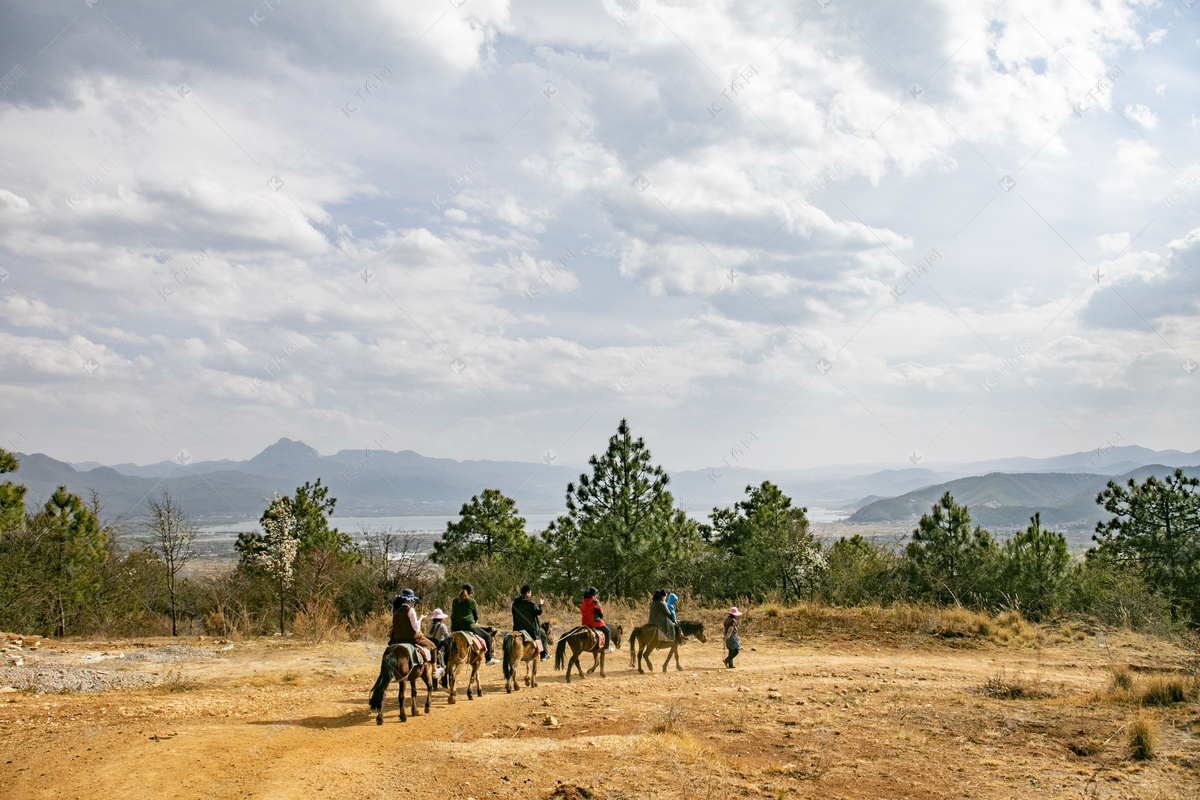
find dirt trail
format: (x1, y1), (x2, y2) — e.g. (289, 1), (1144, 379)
(2, 630), (1197, 800)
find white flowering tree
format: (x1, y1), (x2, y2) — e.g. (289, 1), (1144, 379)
(252, 493), (299, 635)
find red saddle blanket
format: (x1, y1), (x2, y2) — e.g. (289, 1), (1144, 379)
(459, 632), (486, 652)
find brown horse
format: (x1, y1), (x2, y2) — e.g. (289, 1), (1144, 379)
(630, 619), (707, 674)
(445, 628), (493, 702)
(554, 624), (623, 683)
(368, 643), (433, 723)
(502, 622), (553, 693)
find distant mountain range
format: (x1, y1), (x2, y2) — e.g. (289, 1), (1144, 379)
(7, 440), (1198, 529)
(848, 465), (1200, 531)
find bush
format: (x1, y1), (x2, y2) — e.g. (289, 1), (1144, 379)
(1062, 558), (1179, 634)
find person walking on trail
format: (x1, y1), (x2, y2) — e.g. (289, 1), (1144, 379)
(580, 587), (615, 652)
(666, 592), (688, 642)
(723, 606), (742, 668)
(427, 608), (451, 676)
(389, 590), (442, 677)
(648, 589), (676, 643)
(512, 585), (549, 661)
(451, 583), (498, 665)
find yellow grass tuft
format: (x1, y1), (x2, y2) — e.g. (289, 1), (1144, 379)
(1127, 715), (1156, 760)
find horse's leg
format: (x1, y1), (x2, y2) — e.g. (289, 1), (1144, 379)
(409, 674), (418, 717)
(423, 666), (432, 714)
(600, 649), (606, 678)
(529, 654), (536, 688)
(447, 663), (457, 705)
(398, 669), (407, 722)
(674, 642), (683, 671)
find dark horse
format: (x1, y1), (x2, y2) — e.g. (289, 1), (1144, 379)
(554, 624), (623, 683)
(502, 622), (553, 693)
(369, 643), (433, 723)
(630, 620), (707, 674)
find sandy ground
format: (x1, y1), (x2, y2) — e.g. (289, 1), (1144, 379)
(2, 625), (1198, 800)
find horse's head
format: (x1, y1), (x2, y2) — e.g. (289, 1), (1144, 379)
(693, 622), (707, 643)
(612, 624), (623, 647)
(541, 621), (554, 644)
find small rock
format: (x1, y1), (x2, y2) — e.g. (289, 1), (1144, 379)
(0, 686), (16, 693)
(544, 715), (559, 727)
(767, 691), (782, 699)
(737, 685), (750, 692)
(542, 699), (552, 707)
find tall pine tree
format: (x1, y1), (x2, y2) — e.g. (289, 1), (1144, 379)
(543, 420), (698, 596)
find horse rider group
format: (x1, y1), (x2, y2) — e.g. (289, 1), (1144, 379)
(387, 583), (746, 674)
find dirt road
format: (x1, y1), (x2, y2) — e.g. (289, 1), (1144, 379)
(2, 628), (1197, 800)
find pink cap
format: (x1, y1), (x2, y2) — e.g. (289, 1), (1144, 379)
(430, 608), (448, 620)
(727, 607), (743, 616)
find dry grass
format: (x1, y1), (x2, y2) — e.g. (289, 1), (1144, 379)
(980, 669), (1052, 700)
(292, 599), (347, 645)
(280, 670), (299, 684)
(353, 610), (392, 642)
(1138, 675), (1194, 706)
(648, 702), (685, 735)
(1127, 715), (1156, 760)
(1108, 664), (1134, 691)
(1099, 669), (1197, 706)
(162, 670), (195, 692)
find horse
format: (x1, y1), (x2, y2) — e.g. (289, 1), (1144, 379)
(502, 622), (554, 693)
(445, 627), (494, 702)
(630, 620), (707, 674)
(554, 624), (623, 683)
(368, 643), (433, 723)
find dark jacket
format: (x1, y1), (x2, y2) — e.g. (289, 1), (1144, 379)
(450, 592), (480, 632)
(648, 599), (674, 639)
(512, 596), (542, 638)
(723, 615), (740, 648)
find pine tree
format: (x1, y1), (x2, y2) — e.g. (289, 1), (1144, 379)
(544, 419), (698, 596)
(1093, 469), (1200, 620)
(433, 489), (530, 566)
(906, 492), (997, 606)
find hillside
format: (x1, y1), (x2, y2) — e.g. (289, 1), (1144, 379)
(847, 465), (1200, 531)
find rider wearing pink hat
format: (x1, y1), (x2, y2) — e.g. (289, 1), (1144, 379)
(723, 606), (742, 669)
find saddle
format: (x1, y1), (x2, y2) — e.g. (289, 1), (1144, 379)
(510, 630), (543, 653)
(563, 626), (605, 648)
(396, 643), (432, 665)
(459, 631), (486, 652)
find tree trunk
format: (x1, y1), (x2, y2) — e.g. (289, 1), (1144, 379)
(170, 589), (177, 636)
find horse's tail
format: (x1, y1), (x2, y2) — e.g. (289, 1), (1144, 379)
(629, 626), (637, 667)
(554, 635), (568, 671)
(502, 635), (515, 680)
(369, 646), (397, 711)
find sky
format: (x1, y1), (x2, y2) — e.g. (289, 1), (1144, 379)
(1, 0), (1198, 473)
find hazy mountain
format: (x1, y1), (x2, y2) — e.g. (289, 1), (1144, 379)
(14, 439), (1200, 527)
(847, 465), (1200, 531)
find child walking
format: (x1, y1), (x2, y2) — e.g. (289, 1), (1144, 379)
(723, 606), (742, 668)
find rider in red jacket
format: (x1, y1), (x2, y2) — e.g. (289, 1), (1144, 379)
(580, 587), (614, 652)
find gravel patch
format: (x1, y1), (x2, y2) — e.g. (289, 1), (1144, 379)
(123, 645), (211, 663)
(0, 665), (162, 693)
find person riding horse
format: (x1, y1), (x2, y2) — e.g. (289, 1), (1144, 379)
(648, 589), (681, 644)
(451, 583), (498, 665)
(389, 589), (440, 677)
(581, 587), (615, 652)
(511, 585), (549, 661)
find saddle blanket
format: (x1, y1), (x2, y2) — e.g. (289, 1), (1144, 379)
(460, 632), (486, 652)
(396, 643), (432, 664)
(510, 631), (543, 653)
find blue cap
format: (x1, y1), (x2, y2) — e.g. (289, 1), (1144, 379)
(399, 588), (418, 601)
